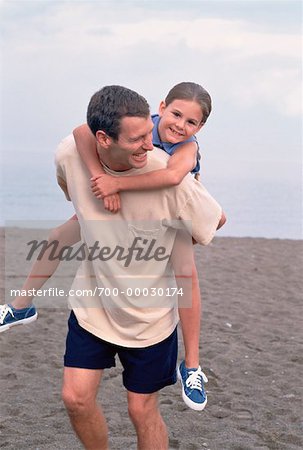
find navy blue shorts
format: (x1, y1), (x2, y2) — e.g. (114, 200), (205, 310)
(64, 311), (178, 394)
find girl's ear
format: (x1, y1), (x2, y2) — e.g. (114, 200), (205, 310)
(158, 100), (166, 117)
(196, 122), (204, 133)
(96, 130), (112, 148)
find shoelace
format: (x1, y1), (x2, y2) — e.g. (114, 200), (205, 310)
(185, 366), (208, 391)
(0, 304), (14, 324)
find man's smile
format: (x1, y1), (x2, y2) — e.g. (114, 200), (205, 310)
(131, 152), (147, 162)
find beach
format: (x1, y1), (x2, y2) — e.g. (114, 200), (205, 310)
(0, 229), (302, 450)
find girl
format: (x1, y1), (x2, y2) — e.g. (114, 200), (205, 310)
(1, 82), (225, 411)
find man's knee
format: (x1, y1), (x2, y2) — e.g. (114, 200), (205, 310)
(62, 367), (102, 417)
(128, 393), (158, 426)
(62, 385), (93, 416)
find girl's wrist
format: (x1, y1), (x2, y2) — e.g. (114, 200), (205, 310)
(116, 177), (123, 192)
(90, 170), (105, 179)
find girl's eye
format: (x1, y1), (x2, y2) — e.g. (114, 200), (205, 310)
(188, 121), (197, 126)
(172, 112), (180, 117)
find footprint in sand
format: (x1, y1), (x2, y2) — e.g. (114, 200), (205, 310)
(1, 372), (17, 380)
(208, 406), (231, 418)
(221, 323), (244, 334)
(169, 439), (199, 450)
(253, 367), (272, 377)
(235, 409), (253, 421)
(168, 438), (180, 449)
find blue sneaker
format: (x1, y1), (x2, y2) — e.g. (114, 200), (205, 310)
(177, 360), (208, 411)
(0, 304), (38, 333)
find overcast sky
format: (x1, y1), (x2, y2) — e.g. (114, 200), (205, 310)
(1, 0), (302, 186)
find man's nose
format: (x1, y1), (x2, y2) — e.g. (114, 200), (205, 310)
(142, 135), (154, 150)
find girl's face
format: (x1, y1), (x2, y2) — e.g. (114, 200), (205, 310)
(157, 99), (203, 144)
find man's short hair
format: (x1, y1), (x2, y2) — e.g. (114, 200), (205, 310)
(87, 85), (150, 141)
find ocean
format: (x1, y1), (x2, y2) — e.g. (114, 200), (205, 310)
(1, 153), (302, 240)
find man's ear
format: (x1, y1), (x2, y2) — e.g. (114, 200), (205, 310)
(158, 100), (166, 117)
(96, 130), (112, 148)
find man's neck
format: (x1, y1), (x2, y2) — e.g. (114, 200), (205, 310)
(97, 144), (131, 172)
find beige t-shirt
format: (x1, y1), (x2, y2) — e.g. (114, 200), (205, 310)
(55, 134), (222, 347)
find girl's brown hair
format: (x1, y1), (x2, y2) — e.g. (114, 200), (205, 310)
(165, 82), (212, 125)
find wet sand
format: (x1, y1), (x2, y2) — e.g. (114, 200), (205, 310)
(0, 228), (302, 449)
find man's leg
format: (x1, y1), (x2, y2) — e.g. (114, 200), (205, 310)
(127, 391), (168, 450)
(62, 367), (109, 450)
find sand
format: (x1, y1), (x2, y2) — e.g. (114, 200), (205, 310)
(0, 228), (302, 450)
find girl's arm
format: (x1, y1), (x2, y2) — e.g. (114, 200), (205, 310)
(73, 124), (105, 178)
(91, 141), (198, 199)
(73, 124), (121, 212)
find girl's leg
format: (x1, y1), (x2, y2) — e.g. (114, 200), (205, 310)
(12, 215), (81, 309)
(171, 231), (208, 410)
(170, 230), (201, 367)
(177, 261), (208, 411)
(178, 261), (201, 368)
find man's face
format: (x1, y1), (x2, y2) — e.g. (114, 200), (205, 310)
(108, 116), (154, 171)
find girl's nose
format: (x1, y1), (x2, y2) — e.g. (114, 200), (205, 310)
(176, 118), (185, 130)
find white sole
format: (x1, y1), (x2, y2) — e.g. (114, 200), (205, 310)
(177, 365), (208, 411)
(0, 313), (38, 333)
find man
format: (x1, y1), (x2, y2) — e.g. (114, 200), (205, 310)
(56, 85), (223, 450)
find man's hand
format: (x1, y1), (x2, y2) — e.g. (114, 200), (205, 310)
(91, 174), (120, 199)
(103, 193), (121, 213)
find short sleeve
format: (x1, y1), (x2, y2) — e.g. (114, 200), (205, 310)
(178, 179), (222, 245)
(54, 136), (73, 201)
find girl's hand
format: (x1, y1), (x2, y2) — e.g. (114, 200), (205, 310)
(103, 193), (121, 213)
(91, 174), (120, 198)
